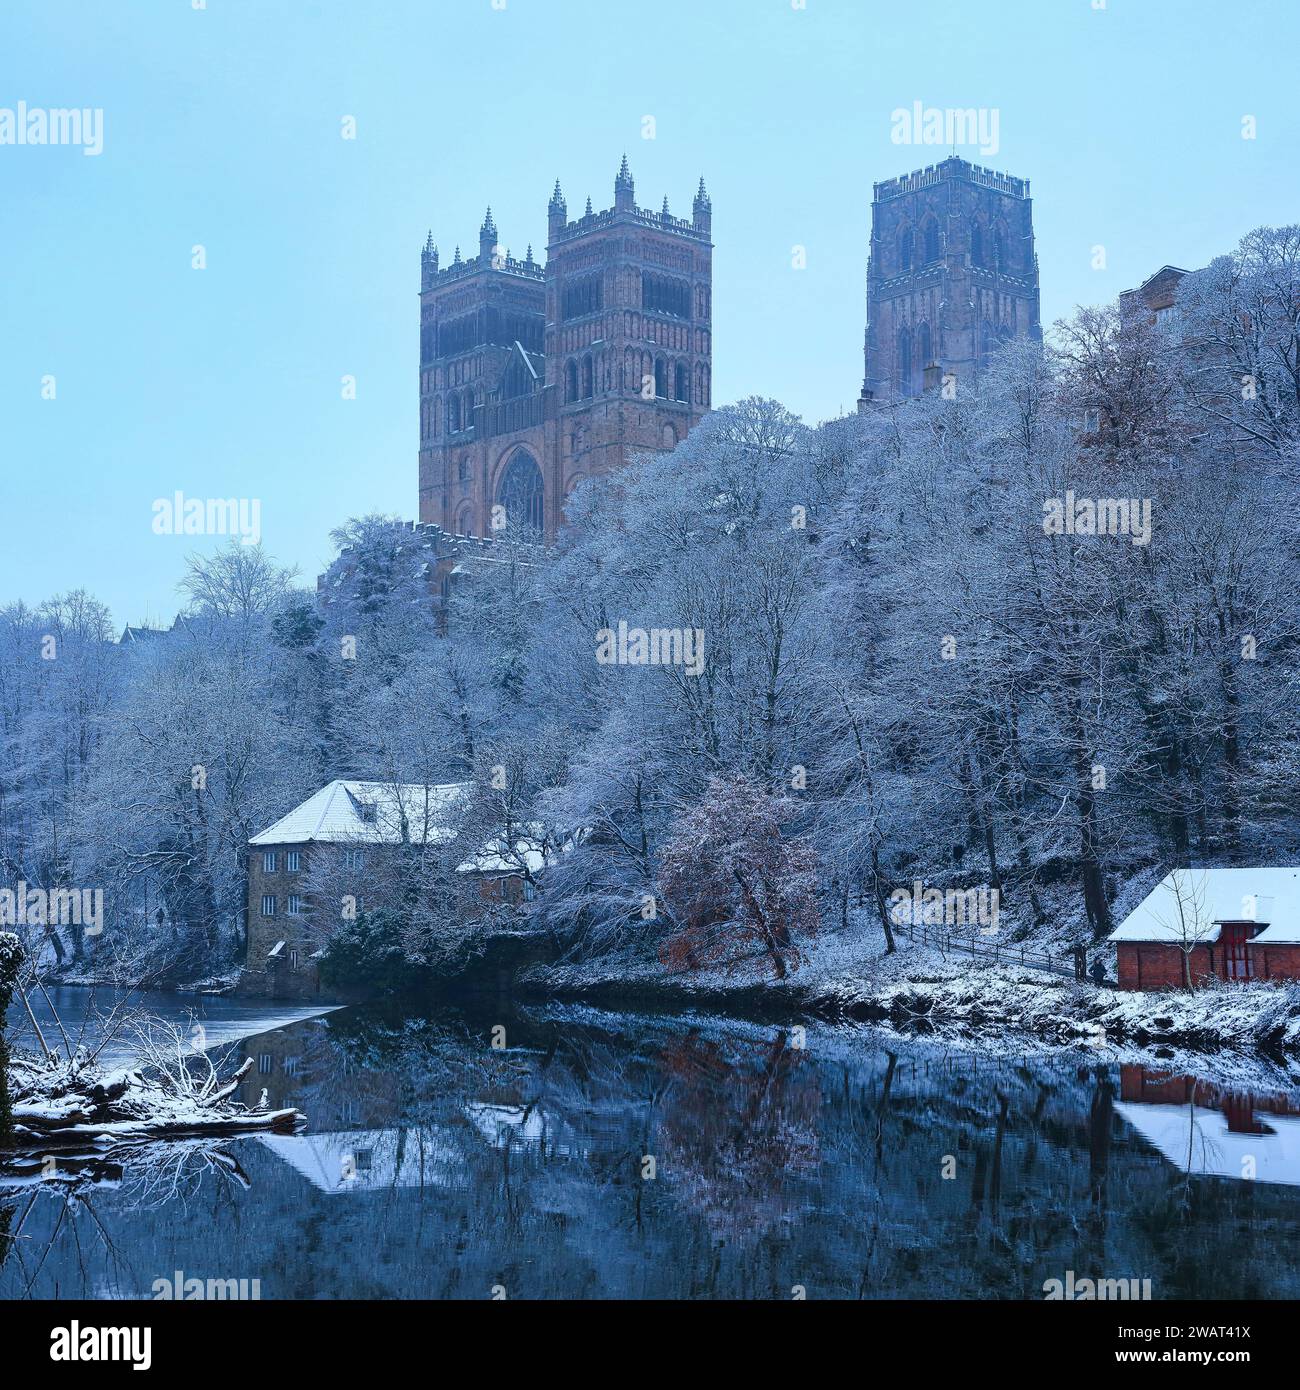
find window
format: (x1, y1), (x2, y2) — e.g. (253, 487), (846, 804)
(458, 455), (470, 484)
(581, 355), (593, 399)
(653, 357), (667, 399)
(283, 1056), (300, 1077)
(262, 851), (277, 873)
(495, 449), (545, 534)
(561, 275), (602, 321)
(565, 359), (578, 403)
(286, 850), (300, 873)
(917, 322), (932, 376)
(258, 1054), (273, 1075)
(994, 226), (1006, 269)
(923, 218), (940, 263)
(344, 849), (365, 873)
(896, 326), (912, 397)
(289, 949), (300, 969)
(899, 227), (913, 271)
(261, 894), (277, 917)
(970, 222), (984, 267)
(674, 362), (689, 403)
(438, 315), (482, 357)
(447, 394), (461, 433)
(287, 894), (302, 916)
(641, 273), (691, 318)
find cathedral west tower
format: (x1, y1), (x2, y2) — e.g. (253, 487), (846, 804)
(418, 159), (713, 540)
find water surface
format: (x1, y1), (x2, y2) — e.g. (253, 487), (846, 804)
(3, 995), (1298, 1300)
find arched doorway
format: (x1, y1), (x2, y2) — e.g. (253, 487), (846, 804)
(495, 449), (545, 535)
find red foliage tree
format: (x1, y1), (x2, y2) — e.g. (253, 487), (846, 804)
(658, 775), (819, 980)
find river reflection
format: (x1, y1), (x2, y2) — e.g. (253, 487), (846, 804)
(3, 1000), (1299, 1300)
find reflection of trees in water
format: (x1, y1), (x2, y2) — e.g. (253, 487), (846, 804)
(0, 1138), (251, 1298)
(6, 1008), (1300, 1300)
(655, 1030), (819, 1244)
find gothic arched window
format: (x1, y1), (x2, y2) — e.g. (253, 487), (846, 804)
(462, 389), (474, 429)
(448, 394), (461, 433)
(922, 217), (941, 263)
(674, 362), (689, 403)
(457, 455), (470, 484)
(565, 360), (578, 403)
(496, 450), (545, 535)
(899, 227), (913, 272)
(896, 327), (912, 397)
(970, 223), (984, 268)
(581, 355), (594, 399)
(917, 322), (932, 379)
(654, 356), (667, 399)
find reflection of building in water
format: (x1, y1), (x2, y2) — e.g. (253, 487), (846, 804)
(1117, 1066), (1300, 1187)
(254, 1128), (463, 1193)
(235, 1018), (405, 1129)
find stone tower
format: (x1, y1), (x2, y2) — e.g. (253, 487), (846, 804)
(418, 159), (713, 540)
(858, 156), (1040, 407)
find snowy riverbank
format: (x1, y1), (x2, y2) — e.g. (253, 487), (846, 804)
(524, 935), (1300, 1062)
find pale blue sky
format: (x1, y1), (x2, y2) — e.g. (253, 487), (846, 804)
(1, 0), (1296, 628)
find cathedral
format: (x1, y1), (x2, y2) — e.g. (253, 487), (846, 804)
(414, 152), (1041, 547)
(418, 158), (714, 540)
(859, 156), (1040, 407)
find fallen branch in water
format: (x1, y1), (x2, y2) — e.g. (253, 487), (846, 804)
(4, 1029), (304, 1153)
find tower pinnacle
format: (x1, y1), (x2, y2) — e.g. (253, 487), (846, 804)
(614, 154), (635, 211)
(693, 176), (712, 234)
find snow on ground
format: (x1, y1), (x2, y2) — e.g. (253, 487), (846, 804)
(525, 897), (1300, 1061)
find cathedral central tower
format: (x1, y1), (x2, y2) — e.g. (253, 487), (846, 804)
(859, 156), (1040, 407)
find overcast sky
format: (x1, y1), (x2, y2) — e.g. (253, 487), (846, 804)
(2, 0), (1296, 628)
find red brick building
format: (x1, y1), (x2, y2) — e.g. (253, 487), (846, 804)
(1110, 867), (1300, 991)
(417, 158), (713, 542)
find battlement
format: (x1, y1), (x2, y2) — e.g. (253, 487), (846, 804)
(874, 157), (1030, 203)
(549, 201), (710, 247)
(425, 248), (544, 290)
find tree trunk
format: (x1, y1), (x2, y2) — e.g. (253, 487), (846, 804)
(870, 847), (896, 953)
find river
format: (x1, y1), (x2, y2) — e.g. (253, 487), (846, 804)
(3, 989), (1299, 1299)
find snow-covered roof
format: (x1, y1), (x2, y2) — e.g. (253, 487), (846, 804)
(255, 1128), (461, 1192)
(456, 828), (551, 876)
(1109, 868), (1300, 945)
(250, 780), (468, 847)
(1117, 1102), (1300, 1187)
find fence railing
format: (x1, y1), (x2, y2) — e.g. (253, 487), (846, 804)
(892, 920), (1112, 985)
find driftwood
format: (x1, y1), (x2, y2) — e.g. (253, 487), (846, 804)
(5, 1051), (304, 1153)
